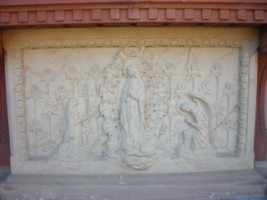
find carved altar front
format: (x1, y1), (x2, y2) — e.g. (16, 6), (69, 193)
(3, 28), (258, 175)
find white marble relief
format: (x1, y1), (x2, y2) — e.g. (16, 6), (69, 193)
(4, 28), (258, 174)
(21, 47), (239, 168)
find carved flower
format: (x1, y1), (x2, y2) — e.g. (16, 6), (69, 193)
(164, 63), (176, 76)
(224, 83), (235, 96)
(186, 63), (201, 77)
(177, 83), (185, 91)
(128, 49), (139, 57)
(225, 118), (237, 131)
(211, 63), (223, 77)
(29, 118), (43, 133)
(92, 65), (100, 73)
(40, 67), (54, 82)
(199, 82), (211, 96)
(42, 101), (58, 119)
(56, 84), (68, 98)
(30, 84), (42, 100)
(213, 102), (224, 117)
(66, 66), (81, 83)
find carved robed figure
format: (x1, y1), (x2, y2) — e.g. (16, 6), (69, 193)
(119, 61), (146, 154)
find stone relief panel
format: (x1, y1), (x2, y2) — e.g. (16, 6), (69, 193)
(22, 46), (239, 169)
(4, 28), (258, 174)
(23, 48), (115, 161)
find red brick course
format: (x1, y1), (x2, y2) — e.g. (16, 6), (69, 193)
(0, 0), (266, 27)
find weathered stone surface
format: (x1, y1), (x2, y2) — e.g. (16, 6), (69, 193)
(0, 170), (266, 200)
(3, 27), (258, 175)
(0, 167), (10, 183)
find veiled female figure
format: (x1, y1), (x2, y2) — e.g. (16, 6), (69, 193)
(120, 62), (146, 152)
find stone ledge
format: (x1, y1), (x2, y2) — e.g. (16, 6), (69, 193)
(0, 170), (266, 200)
(0, 167), (10, 183)
(256, 161), (267, 178)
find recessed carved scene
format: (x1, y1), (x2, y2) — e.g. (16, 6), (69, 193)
(23, 47), (240, 170)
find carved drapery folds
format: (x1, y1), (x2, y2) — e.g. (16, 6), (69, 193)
(4, 28), (257, 174)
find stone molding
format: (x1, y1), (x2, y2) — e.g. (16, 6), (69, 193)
(0, 170), (266, 200)
(0, 0), (267, 27)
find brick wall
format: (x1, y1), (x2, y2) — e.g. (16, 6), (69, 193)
(0, 31), (10, 166)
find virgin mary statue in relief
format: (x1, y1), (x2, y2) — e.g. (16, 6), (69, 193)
(119, 59), (147, 154)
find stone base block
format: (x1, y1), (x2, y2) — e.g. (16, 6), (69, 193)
(0, 167), (10, 183)
(256, 161), (267, 178)
(0, 170), (266, 200)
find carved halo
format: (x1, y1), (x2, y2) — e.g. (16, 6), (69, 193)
(101, 48), (167, 169)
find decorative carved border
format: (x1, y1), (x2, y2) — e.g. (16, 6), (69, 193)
(237, 43), (250, 156)
(10, 37), (250, 159)
(12, 49), (27, 160)
(0, 0), (267, 27)
(17, 39), (243, 49)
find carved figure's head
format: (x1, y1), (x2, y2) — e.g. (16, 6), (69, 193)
(124, 58), (142, 78)
(126, 64), (140, 78)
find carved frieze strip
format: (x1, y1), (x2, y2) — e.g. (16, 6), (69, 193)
(0, 3), (267, 27)
(13, 50), (28, 160)
(236, 44), (250, 156)
(15, 39), (244, 49)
